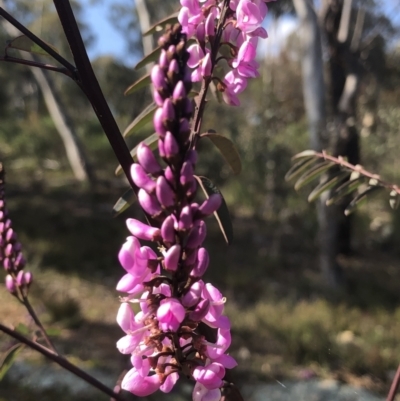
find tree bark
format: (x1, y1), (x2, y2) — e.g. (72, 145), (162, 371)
(293, 0), (344, 287)
(135, 0), (154, 73)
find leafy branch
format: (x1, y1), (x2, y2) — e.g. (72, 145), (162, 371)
(286, 150), (400, 215)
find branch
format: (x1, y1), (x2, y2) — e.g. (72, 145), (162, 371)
(0, 7), (76, 74)
(0, 323), (128, 401)
(387, 364), (400, 401)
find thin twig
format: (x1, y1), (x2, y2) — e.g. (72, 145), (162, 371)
(0, 7), (76, 74)
(387, 364), (400, 401)
(0, 323), (128, 401)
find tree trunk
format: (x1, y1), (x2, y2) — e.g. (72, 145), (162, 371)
(135, 0), (154, 73)
(293, 0), (344, 288)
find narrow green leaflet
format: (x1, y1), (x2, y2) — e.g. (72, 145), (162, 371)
(294, 162), (335, 191)
(201, 131), (241, 175)
(135, 46), (162, 71)
(326, 178), (365, 206)
(307, 172), (350, 203)
(291, 150), (317, 160)
(124, 74), (151, 96)
(0, 343), (24, 381)
(285, 157), (319, 182)
(143, 13), (179, 36)
(7, 35), (59, 56)
(195, 176), (233, 245)
(112, 188), (137, 217)
(344, 186), (383, 216)
(123, 103), (157, 137)
(115, 133), (159, 175)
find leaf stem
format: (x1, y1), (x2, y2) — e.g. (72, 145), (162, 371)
(387, 364), (400, 401)
(0, 323), (128, 401)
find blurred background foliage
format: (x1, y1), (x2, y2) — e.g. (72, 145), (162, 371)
(1, 0), (400, 400)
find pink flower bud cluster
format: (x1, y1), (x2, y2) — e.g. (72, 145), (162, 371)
(116, 24), (236, 401)
(0, 164), (32, 298)
(179, 0), (275, 106)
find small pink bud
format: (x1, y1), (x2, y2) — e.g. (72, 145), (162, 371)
(168, 59), (179, 75)
(161, 215), (176, 244)
(3, 258), (12, 272)
(158, 139), (166, 158)
(200, 53), (212, 77)
(191, 247), (209, 277)
(156, 176), (175, 208)
(137, 143), (162, 175)
(153, 90), (165, 107)
(164, 244), (181, 272)
(6, 228), (15, 242)
(180, 162), (194, 187)
(178, 205), (193, 231)
(172, 81), (187, 101)
(24, 271), (33, 288)
(196, 22), (205, 42)
(126, 218), (161, 242)
(187, 220), (207, 249)
(5, 274), (16, 294)
(162, 98), (175, 121)
(157, 298), (186, 332)
(159, 50), (169, 69)
(154, 108), (167, 137)
(164, 132), (179, 158)
(205, 14), (215, 37)
(130, 164), (156, 193)
(16, 270), (25, 286)
(4, 243), (13, 257)
(14, 253), (25, 270)
(151, 65), (167, 90)
(138, 189), (163, 217)
(198, 194), (222, 216)
(164, 167), (175, 186)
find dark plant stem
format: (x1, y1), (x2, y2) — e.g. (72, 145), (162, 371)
(387, 364), (400, 401)
(0, 7), (76, 74)
(0, 323), (128, 401)
(20, 294), (57, 353)
(52, 0), (138, 193)
(0, 56), (72, 77)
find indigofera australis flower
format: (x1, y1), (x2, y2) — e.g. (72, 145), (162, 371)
(116, 24), (237, 401)
(0, 164), (32, 299)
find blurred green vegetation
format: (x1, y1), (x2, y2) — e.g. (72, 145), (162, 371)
(1, 2), (400, 400)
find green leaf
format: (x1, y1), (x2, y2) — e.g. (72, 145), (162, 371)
(0, 343), (24, 381)
(291, 150), (317, 160)
(143, 13), (179, 36)
(7, 35), (59, 56)
(195, 176), (233, 245)
(285, 157), (319, 182)
(344, 186), (383, 216)
(115, 133), (159, 176)
(294, 162), (334, 191)
(15, 323), (29, 336)
(135, 46), (162, 71)
(326, 178), (365, 206)
(124, 74), (151, 96)
(112, 188), (137, 217)
(201, 131), (241, 175)
(307, 172), (350, 203)
(123, 103), (157, 137)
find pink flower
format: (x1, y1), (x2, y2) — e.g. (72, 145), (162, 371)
(121, 367), (160, 396)
(206, 327), (231, 359)
(202, 283), (226, 328)
(232, 38), (260, 78)
(157, 298), (186, 331)
(192, 362), (225, 389)
(236, 0), (268, 34)
(192, 382), (221, 401)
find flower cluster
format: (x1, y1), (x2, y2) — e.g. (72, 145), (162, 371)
(116, 24), (236, 401)
(0, 163), (32, 298)
(179, 0), (275, 105)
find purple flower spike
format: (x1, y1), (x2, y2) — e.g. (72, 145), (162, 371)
(138, 189), (163, 217)
(164, 132), (179, 158)
(5, 274), (15, 294)
(154, 108), (167, 137)
(151, 65), (167, 90)
(161, 215), (176, 244)
(164, 244), (181, 272)
(191, 247), (209, 277)
(157, 298), (185, 332)
(162, 98), (176, 121)
(126, 218), (161, 242)
(156, 176), (175, 208)
(178, 205), (193, 231)
(137, 143), (163, 175)
(198, 194), (222, 216)
(186, 220), (207, 249)
(172, 81), (187, 101)
(131, 164), (156, 193)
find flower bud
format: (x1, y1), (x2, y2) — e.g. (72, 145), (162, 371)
(130, 164), (156, 193)
(157, 298), (185, 332)
(156, 176), (175, 208)
(14, 253), (26, 270)
(16, 270), (25, 286)
(205, 14), (216, 37)
(162, 98), (176, 122)
(138, 189), (163, 217)
(3, 258), (12, 272)
(158, 139), (166, 158)
(164, 132), (179, 159)
(182, 281), (204, 307)
(198, 194), (222, 216)
(153, 90), (165, 107)
(191, 247), (209, 277)
(24, 271), (33, 288)
(6, 228), (15, 243)
(164, 167), (175, 186)
(159, 49), (169, 69)
(200, 53), (212, 77)
(178, 205), (193, 231)
(161, 215), (176, 244)
(154, 108), (167, 137)
(180, 162), (194, 187)
(186, 220), (207, 249)
(151, 65), (167, 90)
(137, 143), (163, 175)
(126, 218), (161, 242)
(196, 22), (205, 43)
(164, 244), (181, 272)
(5, 274), (16, 294)
(172, 81), (187, 101)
